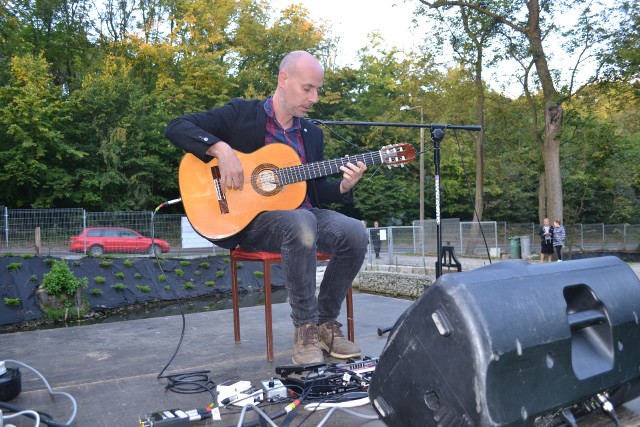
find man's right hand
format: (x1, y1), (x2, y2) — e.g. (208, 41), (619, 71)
(206, 141), (244, 190)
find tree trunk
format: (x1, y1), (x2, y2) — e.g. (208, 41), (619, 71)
(543, 104), (564, 222)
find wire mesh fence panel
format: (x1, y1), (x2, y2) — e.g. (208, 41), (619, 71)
(413, 219), (461, 253)
(3, 207), (640, 258)
(460, 221), (499, 257)
(6, 208), (85, 255)
(582, 223), (605, 250)
(604, 224), (632, 250)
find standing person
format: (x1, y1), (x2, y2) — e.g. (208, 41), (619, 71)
(553, 219), (566, 261)
(165, 51), (368, 364)
(539, 218), (554, 262)
(372, 221), (382, 259)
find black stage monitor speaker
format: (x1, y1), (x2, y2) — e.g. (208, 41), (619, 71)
(369, 256), (640, 426)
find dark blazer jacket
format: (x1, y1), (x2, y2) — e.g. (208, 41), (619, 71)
(165, 98), (353, 248)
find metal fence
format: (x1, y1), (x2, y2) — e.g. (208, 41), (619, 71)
(2, 207), (639, 259)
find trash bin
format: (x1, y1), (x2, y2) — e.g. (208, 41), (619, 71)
(509, 236), (521, 259)
(520, 235), (531, 259)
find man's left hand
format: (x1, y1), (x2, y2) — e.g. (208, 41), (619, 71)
(339, 160), (367, 194)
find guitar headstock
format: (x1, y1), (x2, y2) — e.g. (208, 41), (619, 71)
(380, 143), (416, 168)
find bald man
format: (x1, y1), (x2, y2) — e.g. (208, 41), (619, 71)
(165, 51), (368, 364)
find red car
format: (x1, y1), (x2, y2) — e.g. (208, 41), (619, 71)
(69, 227), (170, 256)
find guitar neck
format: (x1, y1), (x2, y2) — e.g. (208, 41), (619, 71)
(278, 151), (382, 185)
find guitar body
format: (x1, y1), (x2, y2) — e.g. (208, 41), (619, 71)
(179, 144), (307, 241)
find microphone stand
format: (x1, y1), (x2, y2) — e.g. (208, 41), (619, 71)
(311, 119), (481, 336)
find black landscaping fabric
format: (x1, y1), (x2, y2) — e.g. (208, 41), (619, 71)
(0, 255), (285, 326)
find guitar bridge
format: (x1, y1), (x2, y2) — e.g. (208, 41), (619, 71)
(211, 166), (229, 214)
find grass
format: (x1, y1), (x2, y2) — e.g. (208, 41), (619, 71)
(3, 297), (21, 306)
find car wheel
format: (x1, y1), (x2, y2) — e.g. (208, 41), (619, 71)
(149, 244), (161, 255)
(89, 245), (104, 256)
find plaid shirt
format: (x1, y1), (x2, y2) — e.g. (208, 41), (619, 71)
(263, 97), (312, 208)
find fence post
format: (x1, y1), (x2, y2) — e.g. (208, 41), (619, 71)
(35, 226), (41, 256)
(387, 226), (393, 264)
(3, 207), (7, 250)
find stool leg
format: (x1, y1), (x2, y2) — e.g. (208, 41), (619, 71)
(264, 260), (274, 362)
(346, 287), (354, 342)
(231, 256), (241, 343)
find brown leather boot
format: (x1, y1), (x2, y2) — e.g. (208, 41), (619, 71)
(318, 320), (361, 359)
(292, 323), (324, 364)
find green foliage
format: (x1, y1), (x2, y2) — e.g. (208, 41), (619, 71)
(7, 263), (23, 271)
(216, 270), (225, 278)
(175, 269), (184, 277)
(111, 283), (126, 291)
(115, 272), (125, 279)
(157, 274), (167, 282)
(99, 261), (113, 268)
(199, 261), (210, 269)
(194, 270), (201, 277)
(253, 271), (264, 278)
(20, 254), (34, 259)
(164, 285), (171, 292)
(179, 260), (191, 266)
(136, 285), (151, 293)
(4, 298), (21, 306)
(41, 260), (88, 298)
(29, 274), (38, 282)
(44, 258), (55, 266)
(94, 276), (106, 284)
(133, 272), (142, 279)
(123, 259), (134, 267)
(203, 281), (215, 287)
(182, 281), (195, 290)
(90, 288), (103, 296)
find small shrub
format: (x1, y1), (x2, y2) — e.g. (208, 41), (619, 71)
(199, 261), (210, 269)
(254, 271), (264, 278)
(115, 272), (125, 279)
(111, 283), (126, 291)
(204, 281), (215, 287)
(133, 272), (142, 279)
(44, 258), (55, 266)
(194, 270), (201, 277)
(7, 262), (22, 272)
(3, 252), (14, 257)
(182, 281), (195, 290)
(123, 259), (134, 267)
(29, 274), (38, 282)
(20, 254), (34, 259)
(94, 276), (106, 284)
(136, 285), (151, 293)
(223, 257), (230, 263)
(157, 274), (167, 282)
(236, 262), (244, 269)
(164, 285), (171, 292)
(41, 260), (88, 297)
(72, 260), (82, 267)
(99, 260), (113, 268)
(216, 270), (225, 278)
(179, 260), (191, 267)
(175, 269), (184, 277)
(3, 297), (20, 306)
(90, 288), (103, 296)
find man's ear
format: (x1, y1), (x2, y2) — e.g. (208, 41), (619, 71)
(277, 70), (288, 88)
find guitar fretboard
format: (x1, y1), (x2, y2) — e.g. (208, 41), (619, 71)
(277, 151), (383, 185)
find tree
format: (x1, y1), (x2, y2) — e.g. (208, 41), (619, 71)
(0, 54), (86, 207)
(417, 0), (606, 224)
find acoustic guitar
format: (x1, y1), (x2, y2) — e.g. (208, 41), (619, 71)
(178, 142), (416, 241)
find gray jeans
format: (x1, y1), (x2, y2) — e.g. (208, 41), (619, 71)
(238, 208), (368, 326)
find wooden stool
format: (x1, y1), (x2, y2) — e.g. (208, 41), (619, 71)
(230, 248), (355, 361)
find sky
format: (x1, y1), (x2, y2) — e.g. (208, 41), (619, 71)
(269, 0), (609, 98)
(270, 0), (420, 67)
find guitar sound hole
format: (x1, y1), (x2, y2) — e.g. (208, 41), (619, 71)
(252, 164), (282, 196)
